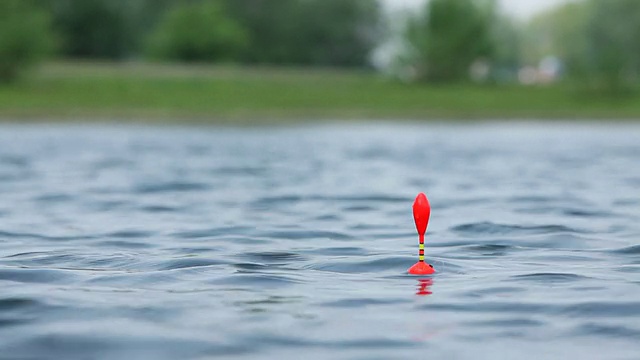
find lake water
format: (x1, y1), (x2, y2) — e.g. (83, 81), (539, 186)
(0, 122), (639, 359)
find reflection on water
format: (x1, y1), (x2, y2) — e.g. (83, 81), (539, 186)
(416, 278), (434, 296)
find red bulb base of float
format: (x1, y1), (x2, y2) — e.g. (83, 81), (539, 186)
(408, 261), (435, 275)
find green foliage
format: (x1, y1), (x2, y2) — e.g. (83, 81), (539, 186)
(406, 0), (496, 82)
(42, 0), (141, 59)
(0, 0), (53, 83)
(35, 0), (381, 67)
(223, 0), (382, 67)
(222, 0), (300, 64)
(526, 2), (589, 76)
(529, 0), (640, 94)
(490, 16), (521, 77)
(147, 1), (248, 62)
(584, 0), (640, 92)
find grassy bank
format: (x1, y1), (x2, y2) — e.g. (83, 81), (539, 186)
(1, 61), (640, 123)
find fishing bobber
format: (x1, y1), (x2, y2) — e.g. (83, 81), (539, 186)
(408, 192), (435, 275)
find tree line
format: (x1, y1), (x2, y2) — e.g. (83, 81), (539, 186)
(2, 0), (382, 81)
(527, 0), (640, 93)
(40, 0), (381, 66)
(2, 0), (640, 94)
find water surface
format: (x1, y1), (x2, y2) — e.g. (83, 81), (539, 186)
(0, 122), (639, 359)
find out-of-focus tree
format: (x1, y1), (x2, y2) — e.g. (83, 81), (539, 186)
(584, 0), (640, 92)
(223, 0), (382, 67)
(404, 0), (496, 82)
(146, 1), (248, 62)
(0, 0), (53, 82)
(292, 0), (382, 67)
(490, 15), (521, 82)
(41, 0), (136, 59)
(222, 0), (303, 64)
(35, 0), (382, 67)
(39, 0), (179, 60)
(525, 2), (589, 77)
(528, 0), (640, 93)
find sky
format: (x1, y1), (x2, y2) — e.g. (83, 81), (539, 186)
(499, 0), (574, 18)
(384, 0), (574, 19)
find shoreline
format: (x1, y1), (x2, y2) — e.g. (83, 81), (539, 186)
(1, 61), (639, 123)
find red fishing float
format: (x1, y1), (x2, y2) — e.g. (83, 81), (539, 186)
(408, 192), (435, 275)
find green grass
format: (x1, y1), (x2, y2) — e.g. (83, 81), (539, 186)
(1, 61), (639, 123)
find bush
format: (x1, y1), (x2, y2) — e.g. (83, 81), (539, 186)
(223, 0), (382, 67)
(405, 0), (495, 82)
(583, 0), (640, 93)
(42, 0), (137, 59)
(147, 1), (248, 62)
(0, 0), (53, 83)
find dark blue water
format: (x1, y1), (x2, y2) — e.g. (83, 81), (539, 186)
(0, 122), (639, 359)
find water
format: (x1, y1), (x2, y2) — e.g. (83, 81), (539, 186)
(0, 122), (639, 359)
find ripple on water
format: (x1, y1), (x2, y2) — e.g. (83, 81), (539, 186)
(307, 256), (409, 274)
(0, 297), (41, 311)
(234, 295), (305, 306)
(172, 226), (254, 239)
(609, 244), (640, 255)
(261, 230), (353, 241)
(2, 251), (142, 270)
(300, 246), (368, 256)
(158, 258), (229, 271)
(242, 251), (307, 264)
(232, 263), (270, 271)
(509, 272), (593, 283)
(341, 205), (376, 212)
(439, 244), (518, 259)
(0, 268), (79, 284)
(320, 297), (411, 308)
(212, 273), (304, 287)
(33, 193), (75, 204)
(95, 240), (154, 249)
(615, 265), (640, 273)
(240, 333), (415, 350)
(423, 300), (640, 320)
(0, 298), (46, 328)
(251, 194), (411, 208)
(561, 208), (616, 218)
(420, 301), (557, 314)
(326, 194), (411, 203)
(86, 271), (184, 287)
(3, 333), (235, 359)
(515, 206), (617, 218)
(250, 195), (303, 208)
(0, 230), (89, 242)
(561, 301), (640, 318)
(212, 165), (268, 176)
(0, 155), (29, 167)
(139, 205), (180, 213)
(133, 181), (210, 194)
(464, 318), (546, 328)
(106, 230), (156, 239)
(573, 323), (640, 339)
(507, 195), (559, 203)
(451, 222), (584, 236)
(460, 286), (526, 299)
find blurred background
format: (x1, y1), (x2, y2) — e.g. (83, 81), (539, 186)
(1, 2), (640, 358)
(1, 0), (640, 121)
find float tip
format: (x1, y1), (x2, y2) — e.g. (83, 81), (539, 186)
(412, 192), (431, 236)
